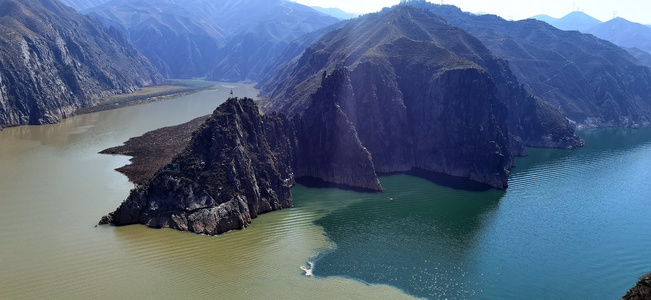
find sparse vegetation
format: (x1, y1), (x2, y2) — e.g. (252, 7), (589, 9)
(99, 115), (210, 184)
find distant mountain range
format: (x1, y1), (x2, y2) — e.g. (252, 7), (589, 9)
(311, 6), (359, 19)
(532, 11), (602, 32)
(410, 4), (651, 127)
(203, 0), (338, 82)
(0, 0), (162, 126)
(532, 11), (651, 68)
(58, 0), (338, 80)
(586, 17), (651, 53)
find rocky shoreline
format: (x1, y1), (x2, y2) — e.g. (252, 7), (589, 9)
(622, 273), (651, 300)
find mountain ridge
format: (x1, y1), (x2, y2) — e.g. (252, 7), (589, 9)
(586, 17), (651, 54)
(415, 3), (651, 127)
(0, 0), (162, 126)
(533, 11), (602, 32)
(264, 6), (584, 188)
(82, 0), (339, 80)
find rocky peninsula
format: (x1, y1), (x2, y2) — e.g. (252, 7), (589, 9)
(101, 95), (382, 234)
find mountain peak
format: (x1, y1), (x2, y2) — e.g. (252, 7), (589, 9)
(586, 15), (651, 53)
(311, 6), (358, 19)
(531, 14), (558, 24)
(552, 11), (603, 31)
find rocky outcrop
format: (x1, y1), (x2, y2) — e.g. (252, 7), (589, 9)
(622, 273), (651, 300)
(0, 0), (162, 126)
(263, 6), (583, 188)
(101, 97), (382, 234)
(102, 98), (296, 234)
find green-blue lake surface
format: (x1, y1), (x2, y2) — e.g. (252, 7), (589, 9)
(0, 84), (649, 299)
(309, 127), (651, 299)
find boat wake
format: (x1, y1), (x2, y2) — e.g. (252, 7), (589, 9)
(300, 261), (314, 277)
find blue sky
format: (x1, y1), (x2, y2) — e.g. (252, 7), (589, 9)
(295, 0), (651, 25)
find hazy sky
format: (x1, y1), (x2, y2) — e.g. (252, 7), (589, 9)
(295, 0), (651, 25)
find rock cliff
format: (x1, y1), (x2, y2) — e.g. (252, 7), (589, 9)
(0, 0), (162, 127)
(102, 98), (296, 234)
(263, 6), (583, 188)
(292, 69), (382, 190)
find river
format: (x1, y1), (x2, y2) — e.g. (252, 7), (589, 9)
(0, 84), (649, 299)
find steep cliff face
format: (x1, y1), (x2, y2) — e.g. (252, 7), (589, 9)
(263, 6), (583, 188)
(102, 98), (296, 234)
(292, 69), (382, 190)
(0, 0), (162, 126)
(418, 4), (651, 128)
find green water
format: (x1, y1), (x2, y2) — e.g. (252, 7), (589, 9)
(310, 127), (651, 299)
(1, 85), (650, 299)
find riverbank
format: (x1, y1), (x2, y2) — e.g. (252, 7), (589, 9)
(100, 115), (209, 184)
(75, 79), (218, 115)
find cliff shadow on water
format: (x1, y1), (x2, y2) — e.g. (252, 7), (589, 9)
(401, 169), (495, 192)
(307, 174), (505, 299)
(295, 177), (382, 194)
